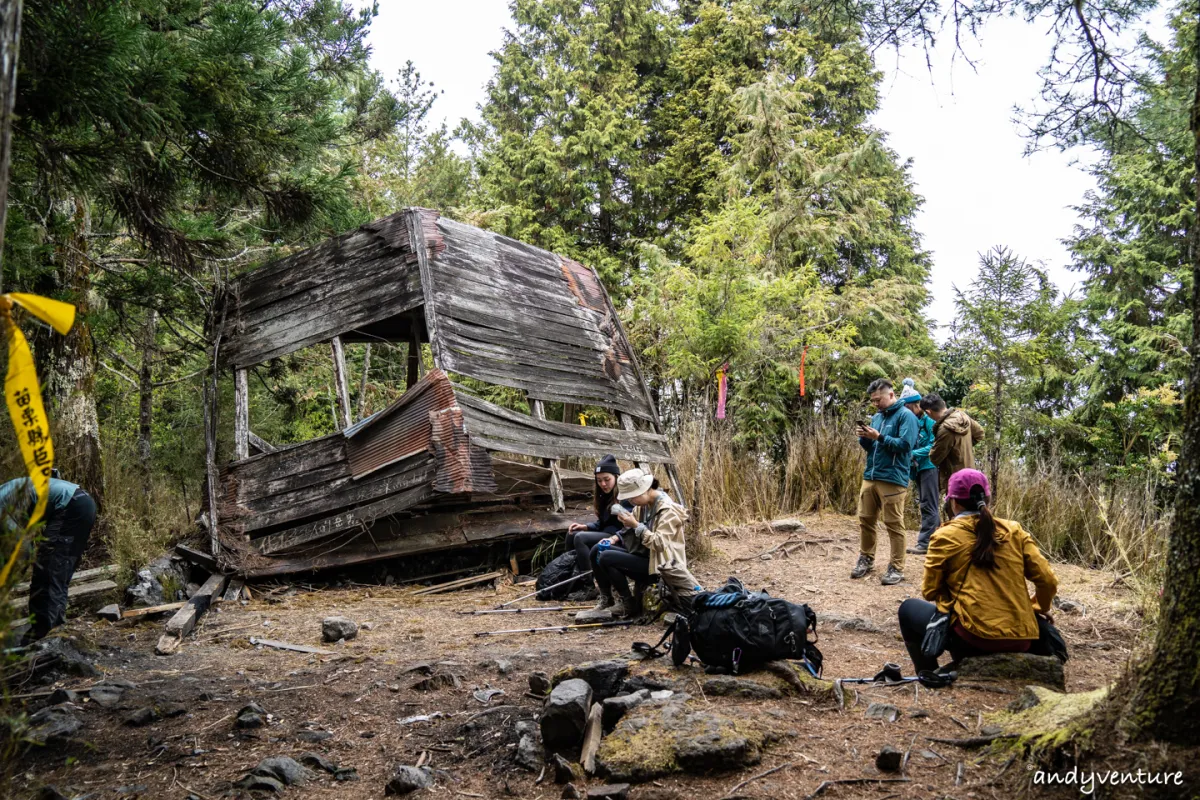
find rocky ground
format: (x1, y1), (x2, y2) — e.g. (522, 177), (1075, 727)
(8, 513), (1143, 800)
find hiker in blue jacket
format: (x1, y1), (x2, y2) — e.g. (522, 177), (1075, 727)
(852, 378), (919, 585)
(899, 379), (940, 556)
(0, 475), (97, 644)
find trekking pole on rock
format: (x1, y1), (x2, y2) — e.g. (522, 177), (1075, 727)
(496, 570), (592, 609)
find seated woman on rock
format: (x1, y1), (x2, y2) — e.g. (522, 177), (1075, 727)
(566, 455), (633, 597)
(898, 469), (1063, 672)
(592, 467), (693, 619)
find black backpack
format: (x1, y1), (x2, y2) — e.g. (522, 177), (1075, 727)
(535, 551), (590, 600)
(677, 577), (822, 676)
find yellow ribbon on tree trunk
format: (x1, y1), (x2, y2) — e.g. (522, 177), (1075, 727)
(0, 292), (76, 586)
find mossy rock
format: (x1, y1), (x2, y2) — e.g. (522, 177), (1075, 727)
(597, 701), (771, 783)
(986, 685), (1108, 754)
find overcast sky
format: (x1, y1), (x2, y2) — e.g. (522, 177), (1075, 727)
(361, 2), (1122, 334)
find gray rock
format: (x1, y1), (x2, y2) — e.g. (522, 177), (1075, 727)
(28, 704), (82, 744)
(47, 688), (78, 705)
(97, 604), (122, 622)
(821, 614), (886, 633)
(322, 616), (359, 643)
(298, 752), (339, 774)
(541, 679), (593, 752)
(89, 682), (127, 708)
(35, 787), (70, 800)
(701, 676), (783, 700)
(957, 653), (1066, 691)
(125, 707), (160, 727)
(516, 733), (544, 771)
(554, 660), (629, 701)
(864, 703), (901, 722)
(295, 729), (333, 743)
(649, 690), (674, 702)
(1053, 596), (1083, 614)
(126, 556), (187, 607)
(235, 774), (284, 793)
(236, 702), (268, 729)
(910, 708), (930, 719)
(875, 745), (902, 772)
(516, 720), (538, 737)
(252, 756), (312, 786)
(599, 704), (766, 781)
(552, 753), (582, 784)
(919, 749), (940, 760)
(335, 767), (360, 781)
(1007, 687), (1043, 712)
(385, 765), (433, 795)
(587, 785), (631, 800)
(529, 671), (552, 695)
(30, 637), (100, 678)
(768, 518), (807, 533)
(411, 672), (460, 692)
(573, 607), (614, 623)
(562, 785), (582, 800)
(602, 690), (651, 729)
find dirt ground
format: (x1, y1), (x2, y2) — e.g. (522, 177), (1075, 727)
(10, 513), (1143, 800)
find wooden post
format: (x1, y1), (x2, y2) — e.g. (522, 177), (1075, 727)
(407, 316), (421, 388)
(330, 335), (352, 429)
(234, 368), (249, 460)
(357, 343), (372, 418)
(531, 400), (565, 513)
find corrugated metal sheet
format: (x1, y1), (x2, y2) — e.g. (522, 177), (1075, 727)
(345, 371), (458, 479)
(430, 407), (498, 495)
(560, 257), (608, 312)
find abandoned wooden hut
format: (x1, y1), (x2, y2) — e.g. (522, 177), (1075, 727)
(207, 208), (682, 577)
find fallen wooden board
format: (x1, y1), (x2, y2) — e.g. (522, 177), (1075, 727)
(410, 571), (505, 596)
(9, 579), (119, 609)
(121, 601), (186, 619)
(155, 572), (228, 655)
(249, 637), (334, 656)
(13, 564), (117, 594)
(581, 702), (602, 775)
(222, 578), (246, 603)
(175, 543), (218, 572)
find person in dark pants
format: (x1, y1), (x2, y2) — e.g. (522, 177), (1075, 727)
(566, 455), (633, 613)
(897, 469), (1062, 672)
(898, 379), (939, 556)
(0, 477), (97, 644)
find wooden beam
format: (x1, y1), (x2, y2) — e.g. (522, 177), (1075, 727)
(581, 702), (603, 775)
(409, 570), (505, 596)
(155, 572), (228, 655)
(9, 579), (117, 609)
(234, 368), (249, 460)
(247, 431), (276, 454)
(407, 315), (421, 388)
(407, 210), (443, 374)
(120, 601), (186, 619)
(13, 564), (116, 594)
(249, 637), (333, 656)
(175, 543), (218, 572)
(530, 400), (565, 513)
(330, 335), (352, 429)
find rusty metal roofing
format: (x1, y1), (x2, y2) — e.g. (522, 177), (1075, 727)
(345, 370), (459, 479)
(430, 407), (497, 495)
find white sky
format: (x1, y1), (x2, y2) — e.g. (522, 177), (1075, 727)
(362, 1), (1138, 335)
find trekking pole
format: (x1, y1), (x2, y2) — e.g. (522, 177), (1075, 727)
(474, 620), (633, 637)
(496, 571), (592, 609)
(457, 605), (591, 616)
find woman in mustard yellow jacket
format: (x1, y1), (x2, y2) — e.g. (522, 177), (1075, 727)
(897, 469), (1063, 672)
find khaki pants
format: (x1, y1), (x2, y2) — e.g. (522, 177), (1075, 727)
(858, 480), (907, 571)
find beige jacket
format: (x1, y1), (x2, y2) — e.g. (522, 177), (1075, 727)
(625, 492), (689, 575)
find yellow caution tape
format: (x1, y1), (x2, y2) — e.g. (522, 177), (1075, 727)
(0, 293), (76, 586)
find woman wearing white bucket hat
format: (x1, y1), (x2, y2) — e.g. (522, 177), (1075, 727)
(592, 468), (694, 618)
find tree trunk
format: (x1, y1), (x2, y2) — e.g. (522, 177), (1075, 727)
(137, 309), (157, 520)
(1118, 18), (1200, 745)
(357, 343), (371, 418)
(990, 360), (1003, 496)
(44, 197), (104, 504)
(0, 0), (23, 283)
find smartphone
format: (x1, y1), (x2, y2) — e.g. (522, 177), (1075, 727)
(858, 419), (872, 429)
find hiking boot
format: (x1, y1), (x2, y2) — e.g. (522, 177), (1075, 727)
(906, 545), (928, 555)
(610, 596), (630, 618)
(591, 592), (615, 612)
(880, 565), (905, 585)
(850, 554), (875, 579)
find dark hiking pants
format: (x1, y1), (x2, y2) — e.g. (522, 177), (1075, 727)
(27, 489), (97, 640)
(593, 548), (650, 600)
(897, 597), (1055, 673)
(568, 530), (608, 572)
(914, 468), (940, 549)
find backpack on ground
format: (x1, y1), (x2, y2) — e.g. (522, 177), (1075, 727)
(681, 577), (822, 676)
(535, 551), (590, 600)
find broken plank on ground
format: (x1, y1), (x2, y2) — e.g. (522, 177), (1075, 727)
(9, 579), (119, 609)
(409, 570), (506, 596)
(249, 637), (334, 655)
(120, 602), (187, 619)
(155, 572), (228, 655)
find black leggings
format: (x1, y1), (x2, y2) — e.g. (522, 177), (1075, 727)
(594, 549), (650, 599)
(567, 530), (609, 572)
(28, 490), (97, 639)
(897, 597), (1055, 673)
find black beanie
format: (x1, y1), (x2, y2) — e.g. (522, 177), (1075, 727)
(595, 454), (620, 477)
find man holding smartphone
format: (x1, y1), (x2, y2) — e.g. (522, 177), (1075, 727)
(852, 378), (919, 585)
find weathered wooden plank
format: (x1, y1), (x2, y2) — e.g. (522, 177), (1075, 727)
(409, 209), (445, 372)
(407, 316), (421, 387)
(234, 368), (250, 460)
(410, 570), (505, 596)
(9, 580), (118, 609)
(530, 400), (565, 514)
(582, 702), (603, 774)
(175, 543), (218, 572)
(121, 601), (186, 619)
(438, 319), (615, 375)
(254, 480), (437, 554)
(249, 637), (334, 655)
(620, 413), (651, 473)
(456, 393), (667, 445)
(13, 564), (116, 595)
(155, 572), (228, 655)
(223, 434), (346, 487)
(248, 431), (277, 454)
(230, 226), (388, 309)
(222, 578), (246, 603)
(469, 434), (671, 466)
(331, 336), (352, 430)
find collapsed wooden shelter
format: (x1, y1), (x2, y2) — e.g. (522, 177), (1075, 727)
(205, 208), (682, 577)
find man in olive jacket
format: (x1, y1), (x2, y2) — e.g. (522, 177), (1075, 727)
(853, 378), (919, 585)
(919, 393), (985, 490)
